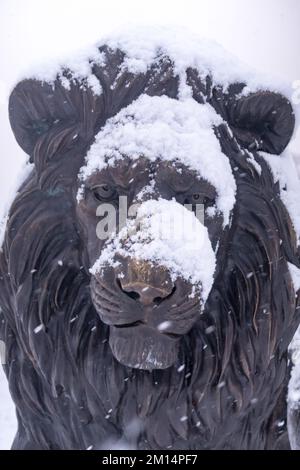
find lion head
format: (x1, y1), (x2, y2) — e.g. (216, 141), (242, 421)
(1, 30), (299, 449)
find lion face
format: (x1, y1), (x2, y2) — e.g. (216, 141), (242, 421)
(77, 157), (224, 370)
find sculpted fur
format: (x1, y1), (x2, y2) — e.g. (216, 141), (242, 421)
(0, 41), (299, 449)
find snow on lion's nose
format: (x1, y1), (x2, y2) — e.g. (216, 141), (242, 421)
(91, 198), (216, 305)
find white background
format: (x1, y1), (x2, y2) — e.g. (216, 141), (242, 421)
(0, 0), (299, 450)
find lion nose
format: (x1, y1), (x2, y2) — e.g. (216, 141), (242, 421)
(117, 259), (175, 306)
(119, 281), (174, 306)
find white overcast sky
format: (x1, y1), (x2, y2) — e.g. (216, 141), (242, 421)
(0, 0), (299, 211)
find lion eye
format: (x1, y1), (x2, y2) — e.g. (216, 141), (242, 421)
(191, 193), (214, 206)
(92, 184), (116, 201)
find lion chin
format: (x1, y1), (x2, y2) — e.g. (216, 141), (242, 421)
(109, 325), (180, 370)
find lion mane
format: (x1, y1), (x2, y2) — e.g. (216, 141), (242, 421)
(0, 42), (299, 450)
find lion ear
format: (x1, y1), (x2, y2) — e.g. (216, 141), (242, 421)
(8, 78), (100, 161)
(9, 79), (75, 159)
(228, 91), (295, 155)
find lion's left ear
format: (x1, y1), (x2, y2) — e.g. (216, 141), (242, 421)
(228, 91), (295, 155)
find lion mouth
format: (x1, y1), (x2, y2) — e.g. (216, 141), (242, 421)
(109, 324), (181, 370)
(113, 321), (181, 339)
(114, 320), (144, 329)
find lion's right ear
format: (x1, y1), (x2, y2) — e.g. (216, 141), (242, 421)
(8, 78), (100, 162)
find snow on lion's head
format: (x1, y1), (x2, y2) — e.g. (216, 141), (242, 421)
(1, 27), (300, 449)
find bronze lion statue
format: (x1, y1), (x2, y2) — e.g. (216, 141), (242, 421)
(1, 29), (300, 449)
